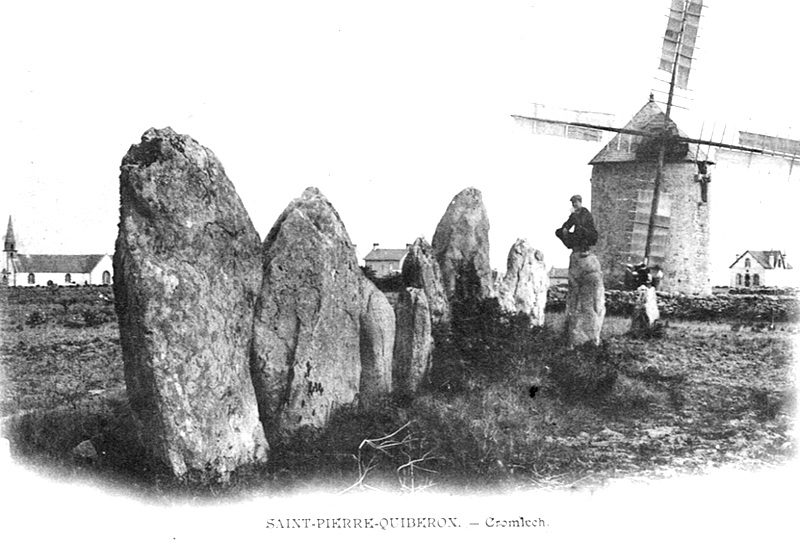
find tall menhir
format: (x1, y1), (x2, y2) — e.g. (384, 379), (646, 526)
(113, 127), (268, 481)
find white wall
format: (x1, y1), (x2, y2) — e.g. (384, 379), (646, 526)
(89, 255), (113, 285)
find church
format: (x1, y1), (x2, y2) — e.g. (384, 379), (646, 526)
(2, 217), (113, 287)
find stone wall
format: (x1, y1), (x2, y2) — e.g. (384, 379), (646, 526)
(547, 286), (799, 322)
(591, 160), (711, 295)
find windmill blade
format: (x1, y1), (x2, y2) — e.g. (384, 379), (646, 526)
(512, 104), (618, 142)
(671, 135), (789, 157)
(658, 0), (704, 90)
(702, 131), (800, 174)
(513, 114), (670, 142)
(738, 132), (800, 157)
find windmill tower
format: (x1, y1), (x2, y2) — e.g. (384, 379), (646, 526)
(513, 0), (799, 296)
(589, 96), (712, 294)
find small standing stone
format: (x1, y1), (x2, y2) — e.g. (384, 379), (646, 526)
(496, 239), (549, 326)
(631, 285), (660, 335)
(565, 251), (606, 346)
(359, 278), (395, 406)
(393, 287), (434, 398)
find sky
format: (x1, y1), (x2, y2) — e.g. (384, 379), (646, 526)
(2, 1), (800, 285)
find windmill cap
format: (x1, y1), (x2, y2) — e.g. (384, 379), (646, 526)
(570, 194), (582, 202)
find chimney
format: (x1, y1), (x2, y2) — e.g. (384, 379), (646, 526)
(372, 243), (379, 250)
(769, 254), (775, 268)
(405, 243), (412, 249)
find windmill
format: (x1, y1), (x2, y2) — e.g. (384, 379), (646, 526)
(513, 0), (800, 295)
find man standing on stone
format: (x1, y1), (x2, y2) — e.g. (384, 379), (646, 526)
(555, 194), (597, 254)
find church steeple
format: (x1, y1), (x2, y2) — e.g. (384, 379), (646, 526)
(4, 216), (16, 254)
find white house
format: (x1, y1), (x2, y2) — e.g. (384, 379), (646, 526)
(363, 243), (410, 278)
(729, 250), (795, 288)
(7, 254), (113, 287)
(2, 216), (113, 287)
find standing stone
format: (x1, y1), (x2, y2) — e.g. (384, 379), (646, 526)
(431, 188), (494, 304)
(496, 239), (549, 326)
(401, 237), (450, 326)
(566, 251), (606, 346)
(393, 288), (434, 398)
(359, 278), (395, 407)
(113, 127), (268, 480)
(631, 285), (660, 335)
(251, 187), (364, 439)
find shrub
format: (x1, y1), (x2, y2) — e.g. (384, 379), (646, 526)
(25, 310), (47, 327)
(428, 266), (551, 392)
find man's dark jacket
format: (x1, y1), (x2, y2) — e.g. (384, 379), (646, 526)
(556, 207), (598, 251)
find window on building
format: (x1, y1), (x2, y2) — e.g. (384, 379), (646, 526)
(736, 273), (742, 286)
(102, 271), (111, 285)
(753, 274), (760, 286)
(745, 258), (751, 268)
(744, 273), (751, 287)
(27, 273), (35, 284)
(65, 273), (72, 284)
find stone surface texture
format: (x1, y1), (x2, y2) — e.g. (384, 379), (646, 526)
(392, 287), (434, 398)
(401, 237), (450, 326)
(251, 187), (387, 438)
(496, 239), (549, 325)
(113, 127), (268, 480)
(565, 251), (606, 347)
(358, 278), (395, 406)
(431, 188), (494, 303)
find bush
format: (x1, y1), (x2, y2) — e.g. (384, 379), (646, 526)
(25, 310), (48, 327)
(428, 263), (551, 392)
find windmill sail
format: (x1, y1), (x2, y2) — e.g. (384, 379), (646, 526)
(512, 104), (616, 142)
(658, 0), (704, 90)
(711, 131), (800, 177)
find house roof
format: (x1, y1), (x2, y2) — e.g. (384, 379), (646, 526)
(14, 254), (108, 274)
(590, 99), (709, 165)
(363, 248), (408, 262)
(729, 250), (793, 270)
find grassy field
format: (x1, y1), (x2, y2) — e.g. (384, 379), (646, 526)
(0, 286), (796, 501)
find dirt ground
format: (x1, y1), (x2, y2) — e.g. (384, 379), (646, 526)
(540, 316), (797, 485)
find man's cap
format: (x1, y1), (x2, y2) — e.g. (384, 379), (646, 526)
(570, 194), (582, 202)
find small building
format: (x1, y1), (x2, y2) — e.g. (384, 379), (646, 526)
(8, 254), (113, 287)
(548, 267), (569, 287)
(363, 243), (409, 278)
(2, 216), (113, 287)
(729, 250), (795, 288)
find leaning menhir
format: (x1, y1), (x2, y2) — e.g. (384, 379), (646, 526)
(113, 127), (268, 480)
